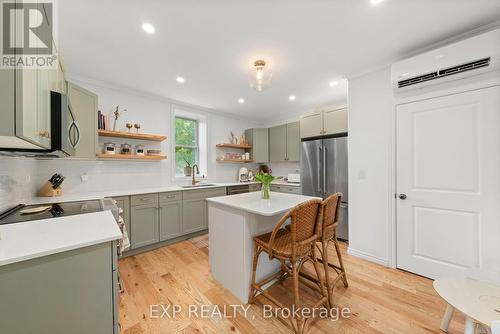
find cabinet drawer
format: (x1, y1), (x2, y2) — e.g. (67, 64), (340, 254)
(249, 184), (261, 192)
(131, 193), (158, 207)
(182, 187), (226, 200)
(270, 185), (301, 194)
(159, 191), (182, 203)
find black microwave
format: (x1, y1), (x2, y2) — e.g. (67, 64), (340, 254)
(50, 91), (79, 157)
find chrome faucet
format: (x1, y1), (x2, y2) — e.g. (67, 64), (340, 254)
(191, 164), (200, 185)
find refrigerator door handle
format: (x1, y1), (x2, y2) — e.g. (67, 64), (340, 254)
(318, 146), (322, 193)
(323, 146), (327, 194)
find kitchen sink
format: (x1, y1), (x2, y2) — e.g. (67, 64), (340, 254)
(180, 184), (217, 188)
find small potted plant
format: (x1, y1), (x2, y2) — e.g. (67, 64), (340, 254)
(254, 171), (282, 199)
(183, 158), (193, 177)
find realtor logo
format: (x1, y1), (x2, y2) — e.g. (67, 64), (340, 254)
(1, 0), (57, 69)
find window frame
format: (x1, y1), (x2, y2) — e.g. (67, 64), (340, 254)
(174, 116), (199, 176)
(172, 106), (209, 180)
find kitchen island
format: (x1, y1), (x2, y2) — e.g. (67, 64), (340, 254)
(207, 191), (320, 303)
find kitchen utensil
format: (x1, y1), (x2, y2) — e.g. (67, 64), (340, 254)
(52, 177), (65, 189)
(20, 206), (52, 215)
(239, 167), (249, 182)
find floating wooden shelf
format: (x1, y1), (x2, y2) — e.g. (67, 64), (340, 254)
(98, 130), (167, 142)
(216, 143), (252, 149)
(97, 154), (166, 161)
(216, 158), (254, 163)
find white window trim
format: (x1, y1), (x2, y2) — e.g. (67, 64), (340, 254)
(171, 105), (209, 181)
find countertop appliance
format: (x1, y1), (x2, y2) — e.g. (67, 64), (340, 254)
(49, 91), (79, 157)
(0, 200), (103, 225)
(287, 173), (301, 184)
(301, 135), (349, 240)
(238, 167), (249, 182)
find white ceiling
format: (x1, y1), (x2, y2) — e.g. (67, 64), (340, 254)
(58, 0), (500, 121)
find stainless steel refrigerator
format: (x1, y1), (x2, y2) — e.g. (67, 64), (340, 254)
(301, 136), (348, 240)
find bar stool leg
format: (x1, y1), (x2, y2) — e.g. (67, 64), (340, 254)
(292, 260), (304, 334)
(321, 239), (334, 308)
(249, 244), (262, 304)
(311, 243), (328, 308)
(333, 236), (348, 287)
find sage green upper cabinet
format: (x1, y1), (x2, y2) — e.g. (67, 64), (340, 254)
(300, 108), (348, 138)
(300, 111), (323, 139)
(286, 122), (300, 162)
(245, 128), (269, 163)
(67, 82), (98, 158)
(130, 194), (159, 249)
(269, 122), (300, 162)
(323, 108), (348, 134)
(269, 124), (287, 162)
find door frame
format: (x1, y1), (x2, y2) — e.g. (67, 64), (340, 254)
(388, 73), (500, 270)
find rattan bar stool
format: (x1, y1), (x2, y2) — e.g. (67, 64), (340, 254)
(249, 199), (328, 334)
(298, 193), (348, 308)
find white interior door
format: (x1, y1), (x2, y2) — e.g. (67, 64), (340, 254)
(396, 86), (500, 279)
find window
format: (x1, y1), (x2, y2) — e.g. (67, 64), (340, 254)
(175, 116), (198, 175)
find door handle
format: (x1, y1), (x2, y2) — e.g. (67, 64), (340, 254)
(323, 146), (327, 194)
(318, 146), (322, 193)
(398, 194), (407, 200)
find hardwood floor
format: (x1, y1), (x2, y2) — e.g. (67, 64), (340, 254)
(118, 235), (465, 334)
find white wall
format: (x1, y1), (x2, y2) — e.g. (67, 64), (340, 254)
(347, 67), (394, 266)
(0, 79), (259, 204)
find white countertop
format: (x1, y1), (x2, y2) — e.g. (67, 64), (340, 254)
(0, 211), (122, 266)
(28, 182), (253, 205)
(271, 180), (301, 187)
(206, 191), (320, 216)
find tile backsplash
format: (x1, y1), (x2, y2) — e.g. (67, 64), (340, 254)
(0, 158), (38, 211)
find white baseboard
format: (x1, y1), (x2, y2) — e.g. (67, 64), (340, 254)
(347, 247), (390, 267)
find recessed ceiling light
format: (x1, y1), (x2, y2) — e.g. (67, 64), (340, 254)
(289, 95), (296, 101)
(237, 98), (245, 104)
(176, 76), (185, 84)
(370, 0), (384, 5)
(329, 81), (339, 87)
(142, 23), (155, 34)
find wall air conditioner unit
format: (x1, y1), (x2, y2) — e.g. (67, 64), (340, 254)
(391, 28), (500, 92)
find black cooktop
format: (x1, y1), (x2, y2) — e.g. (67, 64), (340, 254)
(0, 200), (103, 225)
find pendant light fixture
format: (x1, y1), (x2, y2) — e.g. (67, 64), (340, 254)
(249, 60), (272, 92)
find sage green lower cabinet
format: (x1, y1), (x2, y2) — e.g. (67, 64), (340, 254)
(130, 194), (159, 249)
(159, 201), (182, 241)
(182, 187), (226, 234)
(182, 198), (207, 233)
(249, 183), (261, 192)
(270, 184), (302, 195)
(0, 242), (118, 334)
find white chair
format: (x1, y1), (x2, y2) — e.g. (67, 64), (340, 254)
(492, 320), (500, 334)
(434, 277), (500, 334)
